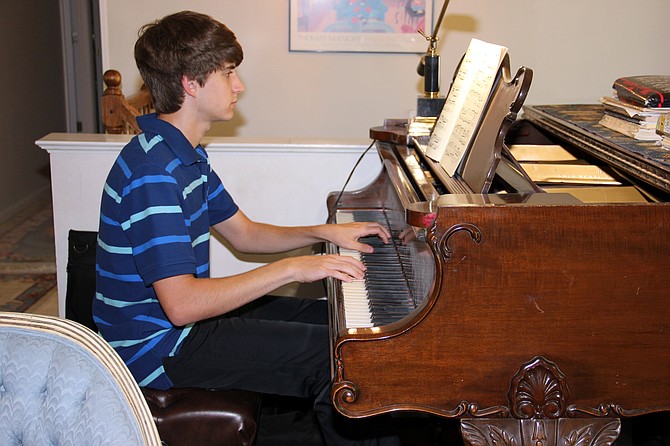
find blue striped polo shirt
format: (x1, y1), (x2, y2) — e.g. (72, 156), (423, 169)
(93, 113), (239, 389)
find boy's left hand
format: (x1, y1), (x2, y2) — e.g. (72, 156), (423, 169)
(329, 222), (391, 253)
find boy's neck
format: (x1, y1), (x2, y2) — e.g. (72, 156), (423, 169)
(158, 112), (210, 149)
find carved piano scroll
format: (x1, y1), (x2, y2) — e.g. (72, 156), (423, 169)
(433, 222), (482, 264)
(332, 378), (359, 407)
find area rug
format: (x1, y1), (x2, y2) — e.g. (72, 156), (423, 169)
(0, 273), (56, 312)
(0, 191), (57, 312)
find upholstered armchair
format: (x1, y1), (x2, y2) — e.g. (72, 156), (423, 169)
(0, 312), (161, 445)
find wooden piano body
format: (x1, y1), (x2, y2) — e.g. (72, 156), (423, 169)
(326, 58), (670, 444)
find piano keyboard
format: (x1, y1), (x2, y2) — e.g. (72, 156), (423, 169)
(335, 210), (418, 328)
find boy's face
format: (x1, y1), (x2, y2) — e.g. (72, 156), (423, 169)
(196, 63), (245, 122)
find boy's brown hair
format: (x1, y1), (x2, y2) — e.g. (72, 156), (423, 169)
(134, 10), (243, 114)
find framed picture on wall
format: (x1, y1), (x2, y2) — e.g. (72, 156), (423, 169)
(290, 0), (434, 53)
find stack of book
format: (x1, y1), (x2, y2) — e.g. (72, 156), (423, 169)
(657, 114), (670, 150)
(598, 75), (670, 142)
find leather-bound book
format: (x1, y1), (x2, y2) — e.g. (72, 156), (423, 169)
(613, 75), (670, 108)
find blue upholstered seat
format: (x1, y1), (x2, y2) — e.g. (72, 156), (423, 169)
(0, 312), (161, 445)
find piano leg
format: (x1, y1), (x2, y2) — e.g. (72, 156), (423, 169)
(459, 356), (622, 446)
(460, 418), (621, 446)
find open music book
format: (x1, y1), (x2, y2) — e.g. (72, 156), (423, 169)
(423, 39), (508, 176)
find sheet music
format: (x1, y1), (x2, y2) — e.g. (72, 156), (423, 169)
(423, 39), (508, 176)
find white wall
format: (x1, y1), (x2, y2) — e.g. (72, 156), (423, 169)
(101, 0), (670, 139)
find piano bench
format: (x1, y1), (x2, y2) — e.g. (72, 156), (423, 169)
(141, 387), (262, 446)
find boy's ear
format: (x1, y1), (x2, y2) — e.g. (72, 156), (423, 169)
(181, 76), (198, 97)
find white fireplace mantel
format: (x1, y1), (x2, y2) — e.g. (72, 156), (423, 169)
(37, 133), (382, 317)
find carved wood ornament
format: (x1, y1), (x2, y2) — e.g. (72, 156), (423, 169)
(461, 357), (621, 446)
(433, 222), (482, 263)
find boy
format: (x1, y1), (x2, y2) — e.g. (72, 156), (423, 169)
(94, 10), (397, 445)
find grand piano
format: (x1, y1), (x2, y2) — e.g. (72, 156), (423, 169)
(325, 53), (670, 445)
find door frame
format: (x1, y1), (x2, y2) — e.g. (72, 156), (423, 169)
(60, 0), (104, 133)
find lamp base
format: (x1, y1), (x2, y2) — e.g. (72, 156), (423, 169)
(417, 96), (446, 118)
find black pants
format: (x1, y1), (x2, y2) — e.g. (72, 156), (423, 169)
(163, 295), (399, 446)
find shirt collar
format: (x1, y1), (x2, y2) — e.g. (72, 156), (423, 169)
(136, 113), (205, 165)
